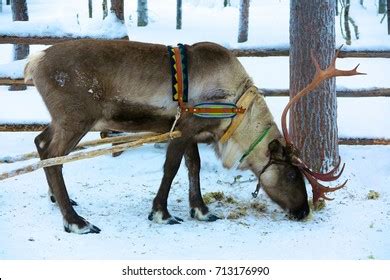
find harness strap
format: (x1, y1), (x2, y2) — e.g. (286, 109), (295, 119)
(239, 126), (271, 163)
(168, 45), (246, 116)
(219, 86), (258, 143)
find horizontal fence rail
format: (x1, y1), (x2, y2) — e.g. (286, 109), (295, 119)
(0, 123), (388, 145)
(1, 35), (390, 58)
(1, 78), (389, 97)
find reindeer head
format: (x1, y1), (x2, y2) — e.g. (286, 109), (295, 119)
(257, 47), (364, 219)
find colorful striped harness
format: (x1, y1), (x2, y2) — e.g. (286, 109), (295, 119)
(167, 44), (271, 166)
(167, 44), (246, 118)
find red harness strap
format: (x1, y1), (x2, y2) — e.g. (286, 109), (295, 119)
(172, 47), (246, 115)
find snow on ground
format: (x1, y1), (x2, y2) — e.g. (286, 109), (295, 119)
(0, 132), (389, 260)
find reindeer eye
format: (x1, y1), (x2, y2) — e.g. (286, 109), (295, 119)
(287, 169), (297, 180)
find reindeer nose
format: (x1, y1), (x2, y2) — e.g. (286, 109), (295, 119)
(289, 203), (310, 221)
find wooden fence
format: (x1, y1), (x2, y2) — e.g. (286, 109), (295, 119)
(0, 35), (389, 145)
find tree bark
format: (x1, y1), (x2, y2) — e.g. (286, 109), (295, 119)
(102, 0), (108, 19)
(10, 0), (29, 91)
(238, 0), (250, 43)
(290, 0), (337, 172)
(110, 0), (124, 22)
(137, 0), (148, 26)
(0, 1), (3, 13)
(88, 0), (93, 18)
(176, 0), (182, 29)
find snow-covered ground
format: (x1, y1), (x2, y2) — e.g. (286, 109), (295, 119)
(0, 0), (389, 260)
(0, 132), (389, 260)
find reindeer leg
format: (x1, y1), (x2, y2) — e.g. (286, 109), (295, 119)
(148, 137), (189, 224)
(37, 123), (100, 234)
(185, 142), (220, 222)
(35, 126), (78, 206)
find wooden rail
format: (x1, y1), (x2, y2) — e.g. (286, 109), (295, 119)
(0, 35), (128, 45)
(1, 78), (389, 98)
(0, 123), (388, 145)
(0, 35), (389, 58)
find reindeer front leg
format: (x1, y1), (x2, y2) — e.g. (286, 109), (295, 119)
(185, 142), (220, 222)
(148, 137), (188, 224)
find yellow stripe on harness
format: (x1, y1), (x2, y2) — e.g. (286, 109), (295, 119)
(219, 86), (258, 144)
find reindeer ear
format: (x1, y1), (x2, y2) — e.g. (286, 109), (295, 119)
(268, 139), (282, 155)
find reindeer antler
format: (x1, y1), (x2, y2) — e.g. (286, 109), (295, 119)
(281, 47), (365, 205)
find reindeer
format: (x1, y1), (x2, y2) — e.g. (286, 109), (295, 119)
(24, 40), (361, 234)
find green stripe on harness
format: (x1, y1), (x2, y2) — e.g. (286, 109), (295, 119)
(239, 126), (271, 163)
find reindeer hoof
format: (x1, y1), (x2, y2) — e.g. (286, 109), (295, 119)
(63, 217), (101, 234)
(148, 211), (183, 225)
(190, 208), (221, 222)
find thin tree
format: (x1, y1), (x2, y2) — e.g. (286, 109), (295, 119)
(10, 0), (29, 91)
(111, 0), (124, 22)
(224, 0), (231, 7)
(88, 0), (93, 18)
(137, 0), (148, 26)
(387, 0), (390, 34)
(290, 0), (338, 172)
(102, 0), (108, 19)
(379, 0), (386, 13)
(6, 0), (9, 4)
(0, 1), (2, 13)
(237, 0), (250, 43)
(176, 0), (182, 29)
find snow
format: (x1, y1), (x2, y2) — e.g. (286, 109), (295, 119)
(0, 132), (389, 259)
(0, 0), (389, 261)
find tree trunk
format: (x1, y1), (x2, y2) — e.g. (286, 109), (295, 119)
(387, 0), (390, 35)
(88, 0), (93, 18)
(290, 0), (337, 172)
(237, 0), (250, 43)
(10, 0), (29, 91)
(379, 0), (386, 13)
(102, 0), (108, 19)
(110, 0), (124, 22)
(7, 0), (10, 5)
(176, 0), (182, 29)
(137, 0), (148, 26)
(0, 1), (3, 13)
(224, 0), (231, 7)
(344, 0), (351, 45)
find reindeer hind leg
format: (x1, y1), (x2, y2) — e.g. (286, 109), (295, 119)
(35, 126), (77, 206)
(37, 123), (100, 234)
